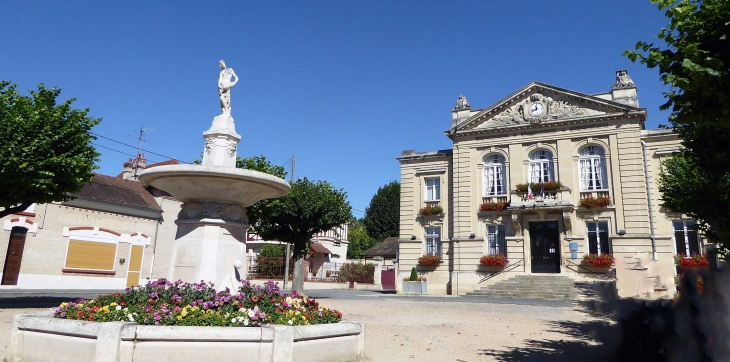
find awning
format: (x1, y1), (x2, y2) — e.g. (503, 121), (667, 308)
(310, 242), (332, 254)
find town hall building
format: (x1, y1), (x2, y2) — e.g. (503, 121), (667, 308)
(397, 70), (701, 298)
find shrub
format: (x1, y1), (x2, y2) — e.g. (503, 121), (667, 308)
(409, 267), (418, 281)
(479, 202), (507, 212)
(251, 256), (294, 279)
(674, 253), (709, 268)
(417, 254), (443, 266)
(579, 195), (611, 208)
(419, 205), (443, 216)
(259, 244), (285, 257)
(336, 262), (375, 284)
(480, 253), (509, 267)
(53, 279), (342, 327)
(582, 253), (615, 267)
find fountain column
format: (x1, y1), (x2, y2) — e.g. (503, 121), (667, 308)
(139, 60), (290, 291)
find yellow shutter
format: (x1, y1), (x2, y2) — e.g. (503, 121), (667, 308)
(64, 240), (117, 271)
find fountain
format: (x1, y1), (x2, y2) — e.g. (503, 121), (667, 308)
(138, 60), (291, 291)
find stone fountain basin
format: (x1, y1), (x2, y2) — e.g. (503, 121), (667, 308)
(8, 313), (365, 362)
(138, 165), (291, 207)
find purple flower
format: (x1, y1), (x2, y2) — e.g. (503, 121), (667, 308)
(60, 312), (66, 318)
(154, 314), (161, 321)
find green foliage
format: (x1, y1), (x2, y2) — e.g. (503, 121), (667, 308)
(624, 0), (730, 127)
(409, 267), (418, 281)
(418, 205), (443, 216)
(363, 181), (400, 241)
(248, 178), (352, 290)
(336, 262), (375, 284)
(235, 155), (287, 179)
(659, 144), (730, 255)
(0, 81), (100, 218)
(346, 221), (377, 259)
(259, 244), (285, 257)
(626, 1), (730, 254)
(515, 181), (562, 193)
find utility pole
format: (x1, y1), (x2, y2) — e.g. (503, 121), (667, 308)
(129, 126), (155, 180)
(283, 154), (295, 290)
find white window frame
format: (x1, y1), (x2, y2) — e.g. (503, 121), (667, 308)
(579, 146), (609, 191)
(425, 177), (440, 201)
(487, 225), (506, 255)
(586, 221), (610, 255)
(483, 155), (507, 196)
(529, 150), (554, 183)
(425, 227), (441, 256)
(673, 221), (701, 255)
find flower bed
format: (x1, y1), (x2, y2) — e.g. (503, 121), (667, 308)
(479, 201), (507, 212)
(53, 279), (341, 327)
(579, 196), (611, 208)
(675, 253), (709, 268)
(419, 205), (443, 216)
(515, 181), (562, 193)
(582, 253), (615, 267)
(479, 253), (509, 267)
(417, 254), (443, 266)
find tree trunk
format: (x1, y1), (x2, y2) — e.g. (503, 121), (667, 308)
(291, 244), (306, 293)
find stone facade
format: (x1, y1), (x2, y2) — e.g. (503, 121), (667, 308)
(397, 71), (695, 298)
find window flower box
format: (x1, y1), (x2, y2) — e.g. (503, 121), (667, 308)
(417, 254), (442, 266)
(579, 195), (611, 209)
(419, 205), (443, 216)
(479, 201), (508, 212)
(515, 181), (562, 193)
(479, 253), (509, 267)
(582, 253), (615, 268)
(674, 253), (709, 268)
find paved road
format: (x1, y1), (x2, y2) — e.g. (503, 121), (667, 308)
(0, 288), (570, 308)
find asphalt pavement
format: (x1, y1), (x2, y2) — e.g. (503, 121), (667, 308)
(0, 288), (571, 308)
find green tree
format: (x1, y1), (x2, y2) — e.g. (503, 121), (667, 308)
(259, 244), (285, 257)
(0, 81), (100, 218)
(363, 181), (400, 241)
(625, 0), (730, 253)
(346, 221), (377, 259)
(248, 178), (352, 292)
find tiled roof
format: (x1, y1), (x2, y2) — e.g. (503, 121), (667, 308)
(361, 237), (399, 258)
(146, 159), (180, 169)
(310, 242), (332, 254)
(73, 174), (162, 212)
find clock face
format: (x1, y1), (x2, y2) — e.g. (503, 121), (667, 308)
(529, 103), (544, 116)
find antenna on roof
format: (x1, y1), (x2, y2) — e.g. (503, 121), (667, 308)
(128, 126), (155, 180)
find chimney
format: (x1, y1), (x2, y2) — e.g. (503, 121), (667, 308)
(132, 154), (147, 180)
(121, 157), (134, 180)
(611, 70), (639, 107)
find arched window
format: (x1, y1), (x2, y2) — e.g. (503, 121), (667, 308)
(483, 154), (506, 196)
(529, 150), (554, 183)
(579, 146), (608, 190)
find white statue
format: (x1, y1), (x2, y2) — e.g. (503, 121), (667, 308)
(218, 60), (239, 115)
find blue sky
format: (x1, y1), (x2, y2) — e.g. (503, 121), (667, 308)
(2, 1), (671, 218)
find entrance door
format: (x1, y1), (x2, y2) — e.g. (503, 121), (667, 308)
(530, 221), (561, 273)
(381, 268), (395, 290)
(2, 228), (28, 285)
(126, 245), (144, 288)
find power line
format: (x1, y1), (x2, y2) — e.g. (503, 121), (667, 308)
(91, 132), (191, 164)
(92, 143), (161, 164)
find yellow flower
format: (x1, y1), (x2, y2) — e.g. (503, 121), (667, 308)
(177, 316), (183, 321)
(181, 311), (188, 317)
(60, 302), (68, 308)
(295, 311), (301, 316)
(102, 306), (110, 313)
(110, 302), (118, 307)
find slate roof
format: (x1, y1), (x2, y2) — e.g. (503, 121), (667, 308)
(72, 174), (162, 212)
(361, 237), (399, 259)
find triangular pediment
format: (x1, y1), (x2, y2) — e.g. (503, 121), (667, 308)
(452, 82), (643, 134)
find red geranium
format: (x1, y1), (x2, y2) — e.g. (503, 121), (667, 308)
(418, 254), (443, 266)
(582, 254), (615, 267)
(480, 254), (509, 267)
(675, 254), (709, 268)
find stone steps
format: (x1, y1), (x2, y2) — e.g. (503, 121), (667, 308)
(463, 275), (577, 301)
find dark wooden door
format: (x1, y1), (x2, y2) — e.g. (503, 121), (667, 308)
(381, 269), (395, 290)
(530, 221), (561, 273)
(2, 230), (27, 285)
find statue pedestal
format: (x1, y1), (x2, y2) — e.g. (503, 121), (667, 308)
(169, 218), (248, 291)
(202, 114), (242, 168)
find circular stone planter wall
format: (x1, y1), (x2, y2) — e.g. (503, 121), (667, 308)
(7, 313), (365, 362)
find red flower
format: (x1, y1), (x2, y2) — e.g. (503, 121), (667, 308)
(76, 312), (84, 318)
(88, 315), (94, 321)
(121, 301), (127, 306)
(251, 296), (259, 302)
(149, 299), (155, 305)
